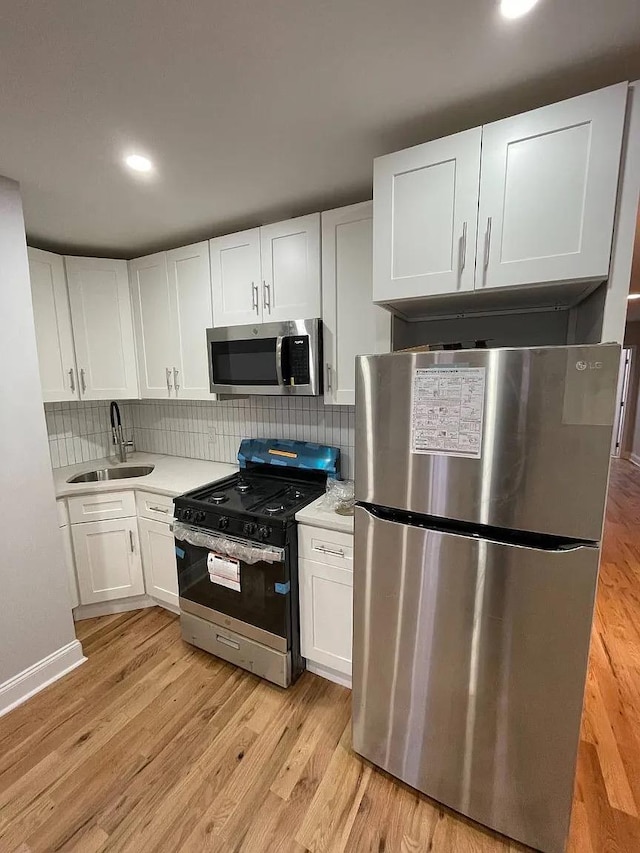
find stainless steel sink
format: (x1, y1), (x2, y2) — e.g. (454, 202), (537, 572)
(67, 465), (155, 484)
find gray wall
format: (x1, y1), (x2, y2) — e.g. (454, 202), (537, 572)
(0, 176), (76, 683)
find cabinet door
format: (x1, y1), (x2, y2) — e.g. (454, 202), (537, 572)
(322, 202), (391, 405)
(65, 257), (139, 400)
(138, 517), (178, 609)
(167, 242), (213, 400)
(260, 213), (321, 322)
(299, 557), (353, 676)
(72, 517), (144, 604)
(477, 83), (628, 290)
(373, 128), (481, 301)
(59, 524), (79, 609)
(129, 252), (176, 398)
(210, 229), (262, 327)
(28, 248), (78, 402)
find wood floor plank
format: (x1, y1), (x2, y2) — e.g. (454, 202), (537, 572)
(2, 458), (640, 851)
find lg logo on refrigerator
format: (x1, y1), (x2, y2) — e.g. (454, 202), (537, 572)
(575, 360), (603, 371)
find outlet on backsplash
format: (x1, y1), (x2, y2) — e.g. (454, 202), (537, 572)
(207, 427), (217, 442)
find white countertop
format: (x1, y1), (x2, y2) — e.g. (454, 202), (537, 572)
(53, 452), (237, 500)
(295, 495), (354, 535)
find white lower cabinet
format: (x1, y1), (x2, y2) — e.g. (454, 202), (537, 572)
(300, 558), (353, 678)
(72, 516), (144, 605)
(138, 517), (179, 609)
(298, 524), (353, 685)
(59, 526), (79, 609)
(56, 499), (79, 609)
(69, 488), (178, 614)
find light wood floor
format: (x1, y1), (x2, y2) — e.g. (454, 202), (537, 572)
(2, 459), (640, 852)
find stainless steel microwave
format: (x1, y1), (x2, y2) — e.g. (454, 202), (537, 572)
(206, 318), (322, 396)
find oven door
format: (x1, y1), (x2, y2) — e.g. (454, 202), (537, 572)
(175, 535), (291, 652)
(207, 318), (321, 396)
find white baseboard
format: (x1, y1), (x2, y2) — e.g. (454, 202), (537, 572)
(0, 639), (86, 718)
(306, 660), (352, 689)
(629, 453), (640, 468)
(73, 595), (157, 621)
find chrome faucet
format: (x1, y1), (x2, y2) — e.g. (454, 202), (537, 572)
(110, 401), (134, 463)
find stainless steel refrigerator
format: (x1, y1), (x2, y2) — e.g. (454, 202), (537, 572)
(353, 344), (619, 853)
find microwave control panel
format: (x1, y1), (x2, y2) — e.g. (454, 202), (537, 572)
(283, 335), (310, 386)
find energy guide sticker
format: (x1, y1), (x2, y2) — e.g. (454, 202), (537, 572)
(410, 367), (486, 458)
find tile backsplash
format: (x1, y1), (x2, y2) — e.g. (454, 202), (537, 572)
(45, 397), (355, 479)
(44, 400), (134, 469)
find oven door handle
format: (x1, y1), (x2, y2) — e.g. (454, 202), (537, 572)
(275, 335), (285, 387)
(173, 521), (285, 564)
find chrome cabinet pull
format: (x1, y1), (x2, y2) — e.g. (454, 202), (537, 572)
(173, 367), (180, 392)
(252, 282), (259, 313)
(166, 367), (173, 394)
(68, 368), (75, 393)
(80, 368), (86, 394)
(459, 221), (468, 273)
(317, 545), (345, 558)
(484, 216), (492, 271)
(129, 530), (135, 552)
(149, 505), (169, 514)
(263, 281), (271, 313)
(326, 363), (332, 392)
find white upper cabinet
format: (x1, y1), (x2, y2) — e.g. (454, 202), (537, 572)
(322, 202), (390, 405)
(130, 243), (213, 400)
(65, 257), (139, 400)
(260, 213), (321, 322)
(28, 247), (78, 402)
(373, 83), (628, 304)
(167, 242), (213, 400)
(210, 215), (321, 327)
(129, 252), (175, 398)
(478, 83), (628, 290)
(373, 128), (482, 302)
(210, 228), (262, 327)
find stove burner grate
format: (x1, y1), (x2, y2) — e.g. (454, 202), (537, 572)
(208, 493), (228, 505)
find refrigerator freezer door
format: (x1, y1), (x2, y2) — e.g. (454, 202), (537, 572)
(355, 344), (618, 541)
(352, 504), (599, 853)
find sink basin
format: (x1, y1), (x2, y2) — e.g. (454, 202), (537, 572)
(67, 465), (155, 484)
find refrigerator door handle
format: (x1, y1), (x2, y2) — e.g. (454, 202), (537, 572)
(357, 503), (596, 553)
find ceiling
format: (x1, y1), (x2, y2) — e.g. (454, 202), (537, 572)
(1, 1), (639, 259)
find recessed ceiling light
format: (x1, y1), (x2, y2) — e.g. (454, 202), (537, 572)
(628, 293), (640, 301)
(124, 154), (153, 173)
(500, 0), (540, 19)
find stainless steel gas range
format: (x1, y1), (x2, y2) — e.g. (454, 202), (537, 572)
(173, 439), (340, 687)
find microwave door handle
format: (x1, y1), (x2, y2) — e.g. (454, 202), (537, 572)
(275, 336), (285, 386)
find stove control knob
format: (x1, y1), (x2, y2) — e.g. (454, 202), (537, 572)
(258, 525), (271, 541)
(183, 508), (193, 521)
(218, 516), (229, 531)
(194, 510), (206, 524)
(243, 521), (257, 537)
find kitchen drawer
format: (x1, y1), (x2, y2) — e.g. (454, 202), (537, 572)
(136, 490), (175, 523)
(56, 498), (69, 528)
(68, 490), (136, 524)
(298, 525), (353, 571)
